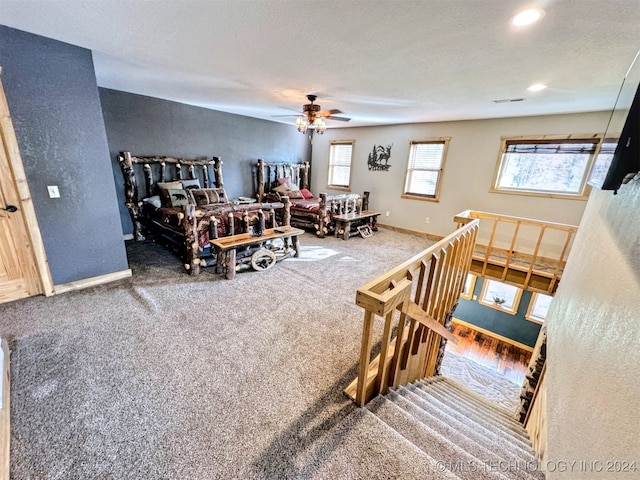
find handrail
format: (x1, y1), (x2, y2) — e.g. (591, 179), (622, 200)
(454, 210), (578, 294)
(345, 219), (479, 406)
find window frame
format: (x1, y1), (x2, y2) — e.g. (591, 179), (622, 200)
(479, 279), (523, 315)
(490, 134), (605, 200)
(401, 137), (450, 202)
(525, 292), (553, 324)
(460, 273), (476, 300)
(327, 140), (355, 191)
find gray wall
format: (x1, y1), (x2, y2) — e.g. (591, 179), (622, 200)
(0, 25), (129, 285)
(454, 277), (542, 347)
(99, 88), (311, 235)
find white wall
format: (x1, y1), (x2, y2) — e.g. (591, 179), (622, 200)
(546, 182), (640, 477)
(311, 111), (611, 239)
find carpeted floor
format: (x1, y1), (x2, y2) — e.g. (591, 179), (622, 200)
(0, 227), (525, 479)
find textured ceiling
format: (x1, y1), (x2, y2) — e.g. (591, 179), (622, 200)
(1, 0), (639, 128)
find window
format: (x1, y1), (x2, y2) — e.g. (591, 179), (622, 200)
(587, 140), (618, 188)
(328, 141), (354, 189)
(460, 274), (476, 300)
(403, 138), (449, 201)
(526, 292), (553, 324)
(491, 136), (602, 198)
(479, 279), (523, 315)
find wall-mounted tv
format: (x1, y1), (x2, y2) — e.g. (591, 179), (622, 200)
(588, 51), (640, 193)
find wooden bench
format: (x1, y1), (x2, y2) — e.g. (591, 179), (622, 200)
(334, 210), (381, 240)
(211, 226), (304, 279)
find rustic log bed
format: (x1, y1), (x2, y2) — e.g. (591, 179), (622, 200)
(118, 152), (292, 275)
(255, 158), (371, 237)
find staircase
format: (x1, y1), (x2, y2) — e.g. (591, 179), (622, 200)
(364, 376), (545, 480)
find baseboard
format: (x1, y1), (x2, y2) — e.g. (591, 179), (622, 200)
(452, 317), (534, 352)
(54, 269), (132, 295)
(123, 233), (134, 240)
(0, 339), (10, 480)
(377, 223), (444, 242)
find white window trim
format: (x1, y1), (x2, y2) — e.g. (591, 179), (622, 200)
(401, 137), (450, 202)
(327, 140), (354, 191)
(479, 279), (523, 315)
(525, 292), (553, 324)
(489, 134), (605, 200)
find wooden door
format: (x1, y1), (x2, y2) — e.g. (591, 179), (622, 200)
(0, 74), (52, 304)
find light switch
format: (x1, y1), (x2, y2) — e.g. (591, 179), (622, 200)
(47, 185), (60, 198)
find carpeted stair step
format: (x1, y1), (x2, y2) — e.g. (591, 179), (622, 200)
(421, 377), (523, 427)
(438, 376), (517, 418)
(412, 380), (531, 445)
(367, 395), (512, 480)
(385, 389), (543, 480)
(308, 407), (463, 480)
(394, 386), (542, 472)
(398, 385), (533, 455)
(423, 381), (529, 438)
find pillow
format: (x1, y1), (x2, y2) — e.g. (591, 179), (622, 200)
(287, 190), (304, 199)
(287, 181), (300, 191)
(189, 188), (229, 206)
(142, 195), (162, 208)
(157, 181), (183, 190)
(299, 188), (313, 199)
(273, 183), (291, 193)
(158, 181), (184, 206)
(181, 179), (201, 190)
(167, 189), (189, 207)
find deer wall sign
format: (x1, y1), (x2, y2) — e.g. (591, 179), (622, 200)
(367, 143), (393, 171)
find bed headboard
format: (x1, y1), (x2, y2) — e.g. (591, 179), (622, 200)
(118, 151), (224, 204)
(256, 158), (310, 202)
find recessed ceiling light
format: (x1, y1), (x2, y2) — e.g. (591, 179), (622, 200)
(527, 83), (548, 92)
(511, 8), (545, 26)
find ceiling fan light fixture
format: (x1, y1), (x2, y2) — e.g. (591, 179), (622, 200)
(313, 117), (326, 134)
(295, 115), (308, 133)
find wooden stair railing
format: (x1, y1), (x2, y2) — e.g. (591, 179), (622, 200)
(345, 219), (479, 406)
(454, 210), (578, 295)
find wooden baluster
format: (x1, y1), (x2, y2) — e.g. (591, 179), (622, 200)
(202, 164), (210, 188)
(143, 163), (153, 197)
(282, 196), (291, 226)
(356, 310), (375, 407)
(160, 161), (167, 182)
(228, 212), (235, 236)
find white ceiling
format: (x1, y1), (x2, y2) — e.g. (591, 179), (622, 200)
(1, 1), (639, 129)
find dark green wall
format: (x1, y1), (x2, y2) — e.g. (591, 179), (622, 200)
(454, 277), (542, 347)
(99, 89), (311, 235)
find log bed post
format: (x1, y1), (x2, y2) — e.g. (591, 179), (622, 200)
(183, 205), (200, 275)
(176, 163), (183, 180)
(257, 159), (265, 202)
(318, 193), (327, 238)
(213, 157), (224, 188)
(202, 163), (210, 188)
(118, 151), (145, 241)
(302, 162), (310, 190)
(282, 196), (291, 227)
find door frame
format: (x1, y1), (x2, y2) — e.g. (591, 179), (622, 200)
(0, 70), (54, 297)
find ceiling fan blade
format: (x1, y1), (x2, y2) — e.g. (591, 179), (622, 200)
(271, 114), (302, 118)
(325, 115), (351, 122)
(318, 109), (343, 117)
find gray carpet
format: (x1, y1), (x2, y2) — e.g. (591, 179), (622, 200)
(0, 228), (535, 479)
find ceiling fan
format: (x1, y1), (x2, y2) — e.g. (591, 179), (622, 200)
(276, 94), (350, 134)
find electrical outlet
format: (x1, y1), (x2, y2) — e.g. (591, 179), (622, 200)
(425, 217), (430, 224)
(47, 185), (60, 198)
(385, 211), (390, 217)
